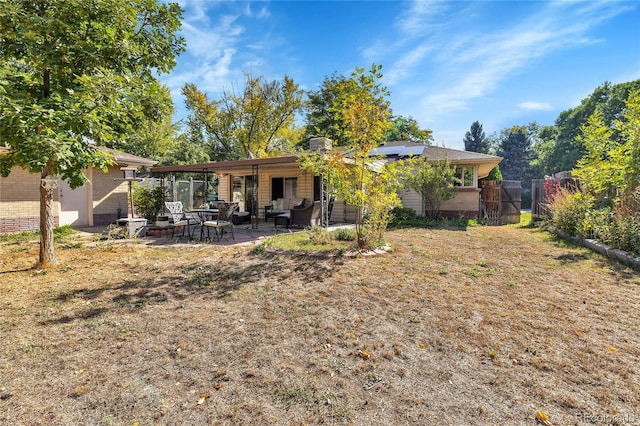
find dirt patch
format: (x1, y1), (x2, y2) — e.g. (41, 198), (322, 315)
(1, 226), (639, 425)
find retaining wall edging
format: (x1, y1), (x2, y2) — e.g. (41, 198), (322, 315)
(555, 229), (640, 271)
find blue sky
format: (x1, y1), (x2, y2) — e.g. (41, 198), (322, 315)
(163, 0), (640, 150)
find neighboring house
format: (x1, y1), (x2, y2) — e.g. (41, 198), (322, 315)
(373, 141), (502, 218)
(151, 139), (502, 222)
(0, 147), (156, 234)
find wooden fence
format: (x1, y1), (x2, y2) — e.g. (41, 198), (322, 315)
(531, 171), (578, 219)
(480, 180), (522, 225)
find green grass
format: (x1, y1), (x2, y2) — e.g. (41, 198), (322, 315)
(0, 225), (78, 243)
(259, 228), (356, 253)
(389, 216), (471, 229)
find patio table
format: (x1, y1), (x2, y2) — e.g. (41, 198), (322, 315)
(187, 208), (219, 241)
(264, 206), (287, 222)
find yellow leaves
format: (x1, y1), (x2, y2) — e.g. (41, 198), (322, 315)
(197, 393), (208, 405)
(358, 350), (370, 360)
(419, 342), (426, 348)
(608, 346), (618, 352)
(536, 411), (553, 425)
(347, 333), (356, 339)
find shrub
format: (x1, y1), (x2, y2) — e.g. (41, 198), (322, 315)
(307, 227), (333, 245)
(580, 208), (613, 241)
(390, 207), (417, 221)
(133, 183), (166, 220)
(608, 215), (640, 256)
(332, 228), (356, 241)
(548, 188), (594, 237)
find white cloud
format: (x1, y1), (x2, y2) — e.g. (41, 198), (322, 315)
(415, 1), (631, 119)
(385, 44), (434, 85)
(396, 0), (450, 37)
(518, 101), (553, 111)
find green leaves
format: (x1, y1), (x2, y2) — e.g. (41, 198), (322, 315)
(182, 74), (305, 161)
(573, 90), (640, 204)
(300, 65), (408, 249)
(405, 156), (458, 219)
(0, 0), (184, 267)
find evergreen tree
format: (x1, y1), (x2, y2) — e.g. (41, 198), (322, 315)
(463, 121), (490, 153)
(496, 126), (534, 181)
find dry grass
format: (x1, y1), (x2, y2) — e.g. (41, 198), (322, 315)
(1, 224), (639, 425)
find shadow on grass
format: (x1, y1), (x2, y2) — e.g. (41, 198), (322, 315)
(39, 251), (343, 325)
(533, 226), (640, 278)
(388, 217), (470, 232)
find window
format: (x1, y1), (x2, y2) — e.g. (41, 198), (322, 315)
(313, 175), (322, 201)
(454, 166), (476, 187)
(271, 177), (297, 200)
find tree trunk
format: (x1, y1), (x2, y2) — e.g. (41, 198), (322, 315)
(38, 164), (58, 268)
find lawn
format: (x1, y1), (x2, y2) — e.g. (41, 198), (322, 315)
(1, 222), (638, 425)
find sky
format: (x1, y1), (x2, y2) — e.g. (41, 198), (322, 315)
(162, 0), (640, 151)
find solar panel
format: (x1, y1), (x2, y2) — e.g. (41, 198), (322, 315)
(370, 145), (425, 157)
(399, 145), (425, 157)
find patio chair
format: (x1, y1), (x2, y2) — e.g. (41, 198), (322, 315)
(165, 201), (199, 239)
(204, 202), (238, 242)
(276, 200), (321, 228)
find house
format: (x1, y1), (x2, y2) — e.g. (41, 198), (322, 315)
(373, 141), (502, 218)
(0, 147), (156, 234)
(151, 139), (502, 223)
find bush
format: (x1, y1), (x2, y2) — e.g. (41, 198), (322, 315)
(390, 207), (417, 221)
(581, 208), (613, 241)
(332, 227), (356, 241)
(133, 183), (166, 220)
(548, 188), (640, 257)
(307, 226), (333, 245)
(548, 188), (594, 237)
(608, 215), (640, 256)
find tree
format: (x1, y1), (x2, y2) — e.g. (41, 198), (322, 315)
(496, 126), (534, 181)
(113, 83), (184, 165)
(540, 80), (640, 174)
(182, 74), (305, 161)
(463, 121), (490, 153)
(0, 0), (184, 267)
(303, 72), (351, 146)
(530, 125), (559, 177)
(386, 115), (433, 144)
(300, 64), (407, 248)
(304, 74), (432, 147)
(405, 157), (458, 219)
(496, 125), (536, 207)
(573, 90), (640, 207)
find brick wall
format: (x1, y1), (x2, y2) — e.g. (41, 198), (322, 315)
(0, 165), (128, 234)
(0, 168), (60, 234)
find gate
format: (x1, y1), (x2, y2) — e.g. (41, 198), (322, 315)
(481, 180), (501, 225)
(481, 180), (522, 225)
(501, 180), (521, 224)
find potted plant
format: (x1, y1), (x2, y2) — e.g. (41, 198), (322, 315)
(133, 183), (167, 223)
(155, 215), (170, 228)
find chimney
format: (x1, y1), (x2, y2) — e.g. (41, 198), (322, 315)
(309, 137), (332, 152)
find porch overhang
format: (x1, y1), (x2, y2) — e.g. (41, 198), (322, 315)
(151, 155), (300, 174)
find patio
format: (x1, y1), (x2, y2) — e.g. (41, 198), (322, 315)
(72, 221), (354, 248)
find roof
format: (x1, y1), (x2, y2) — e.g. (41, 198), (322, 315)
(150, 141), (502, 178)
(98, 147), (157, 167)
(152, 155), (299, 173)
(372, 141), (502, 178)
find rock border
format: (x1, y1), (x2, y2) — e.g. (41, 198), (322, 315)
(555, 229), (640, 271)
